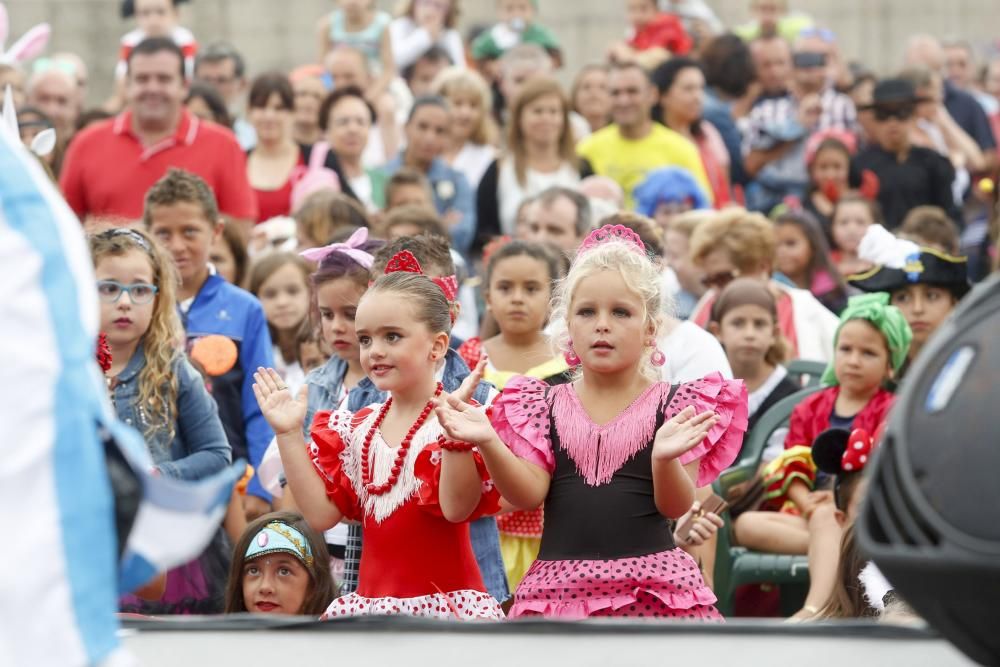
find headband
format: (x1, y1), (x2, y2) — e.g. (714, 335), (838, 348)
(820, 292), (912, 386)
(577, 224), (646, 257)
(244, 521), (314, 569)
(383, 250), (459, 303)
(299, 227), (374, 269)
(96, 227), (153, 252)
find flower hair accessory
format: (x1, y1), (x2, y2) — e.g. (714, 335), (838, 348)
(383, 250), (460, 303)
(299, 227), (374, 269)
(578, 224), (646, 256)
(244, 521), (314, 569)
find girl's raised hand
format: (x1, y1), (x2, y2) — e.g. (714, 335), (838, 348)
(252, 367), (308, 437)
(653, 405), (717, 462)
(434, 394), (495, 446)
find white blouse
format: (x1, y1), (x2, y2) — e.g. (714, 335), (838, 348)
(497, 159), (581, 236)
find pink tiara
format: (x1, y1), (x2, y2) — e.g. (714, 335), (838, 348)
(578, 224), (646, 256)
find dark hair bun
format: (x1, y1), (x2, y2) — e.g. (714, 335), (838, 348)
(812, 428), (849, 475)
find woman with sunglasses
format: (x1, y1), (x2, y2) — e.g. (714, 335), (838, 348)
(687, 207), (840, 363)
(852, 78), (962, 229)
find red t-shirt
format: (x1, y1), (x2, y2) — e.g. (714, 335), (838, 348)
(628, 13), (692, 55)
(60, 108), (257, 222)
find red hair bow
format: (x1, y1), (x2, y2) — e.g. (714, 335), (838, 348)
(841, 429), (874, 472)
(383, 250), (459, 303)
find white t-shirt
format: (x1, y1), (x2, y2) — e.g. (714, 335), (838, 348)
(497, 159), (581, 236)
(450, 142), (496, 190)
(658, 320), (733, 384)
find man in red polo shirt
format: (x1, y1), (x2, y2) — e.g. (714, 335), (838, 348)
(60, 37), (256, 226)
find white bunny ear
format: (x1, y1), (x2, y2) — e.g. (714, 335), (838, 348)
(858, 224), (922, 269)
(0, 4), (10, 54)
(30, 127), (55, 156)
(2, 83), (17, 140)
(5, 22), (50, 64)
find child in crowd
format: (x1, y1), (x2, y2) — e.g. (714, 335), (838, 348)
(897, 206), (961, 255)
(633, 167), (712, 234)
(830, 193), (880, 278)
(254, 253), (503, 620)
(143, 169), (275, 517)
(224, 512), (336, 615)
(297, 322), (330, 376)
(210, 220), (250, 288)
(773, 210), (850, 314)
(316, 0), (395, 100)
(390, 0), (466, 71)
(802, 131), (857, 236)
(457, 240), (569, 589)
(471, 0), (562, 69)
(249, 253), (313, 395)
(437, 224), (748, 619)
(609, 0), (692, 66)
(384, 167), (436, 211)
(733, 293), (910, 619)
(116, 0), (197, 81)
(708, 278), (799, 439)
(295, 191), (371, 252)
(382, 205), (449, 240)
(91, 227), (233, 614)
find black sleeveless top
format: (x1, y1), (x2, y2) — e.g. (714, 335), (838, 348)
(537, 385), (678, 561)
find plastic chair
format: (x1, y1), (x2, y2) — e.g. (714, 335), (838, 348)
(785, 359), (828, 388)
(712, 386), (820, 616)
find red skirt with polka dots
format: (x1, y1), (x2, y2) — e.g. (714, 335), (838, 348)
(509, 548), (722, 620)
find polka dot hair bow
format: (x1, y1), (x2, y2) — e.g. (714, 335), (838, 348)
(841, 429), (874, 472)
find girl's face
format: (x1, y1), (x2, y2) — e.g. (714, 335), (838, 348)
(258, 263), (310, 333)
(210, 235), (237, 285)
(831, 201), (873, 255)
(486, 255), (552, 338)
(316, 277), (366, 362)
(890, 284), (956, 351)
(574, 69), (611, 121)
(405, 105), (450, 165)
(448, 92), (482, 143)
(568, 269), (653, 376)
(135, 0), (177, 37)
(241, 554), (310, 615)
(663, 67), (705, 125)
(248, 93), (293, 144)
(355, 290), (449, 394)
(811, 147), (850, 190)
(774, 223), (812, 281)
(716, 304), (777, 370)
(834, 319), (891, 395)
(327, 97), (372, 160)
(96, 249), (157, 352)
(520, 93), (565, 147)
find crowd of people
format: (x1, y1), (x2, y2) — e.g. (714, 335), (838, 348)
(4, 0), (998, 625)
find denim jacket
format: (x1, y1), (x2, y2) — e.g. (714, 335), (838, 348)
(304, 354), (349, 436)
(111, 343), (232, 481)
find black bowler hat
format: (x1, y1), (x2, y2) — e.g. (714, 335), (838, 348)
(859, 78), (928, 110)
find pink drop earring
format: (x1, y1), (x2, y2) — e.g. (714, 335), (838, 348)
(564, 341), (581, 366)
(648, 338), (666, 368)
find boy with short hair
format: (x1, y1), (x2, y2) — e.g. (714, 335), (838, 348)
(144, 168), (274, 516)
(471, 0), (562, 68)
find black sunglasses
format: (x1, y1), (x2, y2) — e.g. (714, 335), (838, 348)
(874, 106), (914, 122)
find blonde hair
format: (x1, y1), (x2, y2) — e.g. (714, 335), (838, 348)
(550, 240), (664, 381)
(507, 77), (577, 187)
(431, 66), (499, 146)
(689, 208), (776, 274)
(90, 228), (183, 441)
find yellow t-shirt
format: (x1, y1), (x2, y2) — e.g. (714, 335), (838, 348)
(577, 123), (713, 209)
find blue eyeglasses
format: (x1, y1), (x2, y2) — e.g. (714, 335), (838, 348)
(97, 280), (159, 304)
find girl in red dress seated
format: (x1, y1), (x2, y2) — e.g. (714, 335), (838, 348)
(436, 225), (748, 620)
(252, 252), (502, 620)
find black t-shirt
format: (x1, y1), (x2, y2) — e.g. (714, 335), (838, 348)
(851, 145), (960, 229)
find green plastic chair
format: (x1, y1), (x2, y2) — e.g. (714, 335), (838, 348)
(712, 386), (820, 616)
(785, 359), (828, 388)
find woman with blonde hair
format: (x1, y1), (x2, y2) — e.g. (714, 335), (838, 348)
(476, 77), (581, 251)
(432, 66), (499, 189)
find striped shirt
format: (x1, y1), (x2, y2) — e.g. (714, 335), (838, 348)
(742, 87), (857, 154)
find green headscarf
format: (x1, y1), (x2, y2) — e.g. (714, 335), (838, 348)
(820, 292), (913, 386)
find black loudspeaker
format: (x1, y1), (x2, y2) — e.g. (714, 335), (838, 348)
(857, 273), (1000, 666)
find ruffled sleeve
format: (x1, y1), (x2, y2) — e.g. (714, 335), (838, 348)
(488, 375), (555, 474)
(308, 408), (364, 522)
(666, 372), (748, 486)
(413, 442), (501, 520)
(761, 445), (817, 513)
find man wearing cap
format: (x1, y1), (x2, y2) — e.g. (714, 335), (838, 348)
(852, 78), (961, 230)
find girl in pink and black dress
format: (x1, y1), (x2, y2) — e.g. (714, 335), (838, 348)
(436, 225), (748, 619)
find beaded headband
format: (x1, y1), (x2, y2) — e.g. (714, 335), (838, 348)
(244, 521), (314, 569)
(383, 250), (459, 303)
(577, 224), (646, 257)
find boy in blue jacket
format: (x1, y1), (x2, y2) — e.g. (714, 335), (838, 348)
(144, 168), (275, 517)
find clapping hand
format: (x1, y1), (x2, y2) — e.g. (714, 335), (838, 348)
(252, 367), (308, 437)
(434, 394), (494, 447)
(652, 406), (717, 462)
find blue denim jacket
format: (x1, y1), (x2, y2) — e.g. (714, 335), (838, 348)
(111, 343), (232, 481)
(343, 349), (510, 602)
(304, 354), (350, 436)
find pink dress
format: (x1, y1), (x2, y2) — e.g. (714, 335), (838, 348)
(490, 372), (747, 619)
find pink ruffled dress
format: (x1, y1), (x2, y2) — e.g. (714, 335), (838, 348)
(490, 372), (747, 619)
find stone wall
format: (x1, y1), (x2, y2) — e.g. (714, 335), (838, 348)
(5, 0), (1000, 105)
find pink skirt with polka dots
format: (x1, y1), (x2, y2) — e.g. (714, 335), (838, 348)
(321, 590), (504, 621)
(509, 549), (722, 620)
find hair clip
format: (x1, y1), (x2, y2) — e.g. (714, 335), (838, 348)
(299, 227), (374, 268)
(97, 227), (152, 252)
(578, 224), (646, 256)
(384, 249), (423, 275)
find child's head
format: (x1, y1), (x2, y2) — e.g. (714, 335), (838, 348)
(485, 240), (561, 339)
(308, 228), (385, 362)
(709, 277), (787, 372)
(633, 167), (712, 232)
(750, 0), (787, 32)
(831, 193), (881, 257)
(498, 0), (535, 26)
(551, 226), (662, 380)
(372, 234), (456, 278)
(385, 167), (436, 211)
(773, 210), (843, 289)
(897, 206), (960, 255)
(626, 0), (659, 28)
(432, 66), (498, 146)
(807, 134), (856, 195)
(357, 266), (453, 393)
(248, 253), (312, 340)
(405, 0), (460, 30)
(338, 0), (373, 18)
(823, 293), (912, 391)
(294, 190), (370, 252)
(210, 219), (249, 287)
(224, 511), (334, 615)
(296, 322), (329, 374)
(144, 169), (224, 290)
(90, 227), (181, 435)
(382, 205), (449, 241)
(132, 0), (181, 38)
